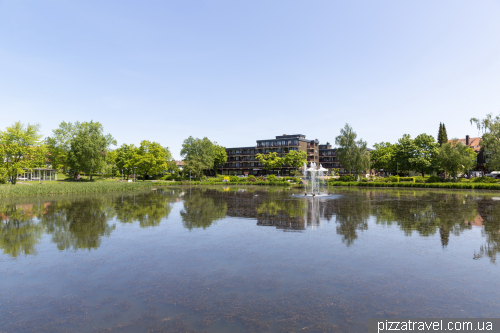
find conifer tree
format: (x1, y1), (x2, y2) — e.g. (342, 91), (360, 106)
(437, 123), (448, 146)
(437, 123), (443, 146)
(442, 124), (448, 143)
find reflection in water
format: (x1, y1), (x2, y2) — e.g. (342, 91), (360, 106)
(42, 198), (117, 250)
(180, 189), (227, 230)
(1, 187), (500, 262)
(2, 187), (500, 332)
(0, 189), (180, 256)
(0, 202), (45, 257)
(114, 192), (174, 228)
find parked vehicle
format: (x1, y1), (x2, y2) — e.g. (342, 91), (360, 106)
(485, 171), (500, 179)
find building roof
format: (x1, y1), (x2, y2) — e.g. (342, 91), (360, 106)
(450, 137), (482, 152)
(176, 160), (185, 166)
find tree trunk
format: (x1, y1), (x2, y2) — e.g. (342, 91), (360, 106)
(143, 173), (146, 181)
(11, 175), (17, 185)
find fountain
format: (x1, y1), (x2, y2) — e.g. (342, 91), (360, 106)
(302, 162), (329, 197)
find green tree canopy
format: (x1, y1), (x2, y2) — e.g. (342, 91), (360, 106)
(410, 133), (439, 176)
(115, 144), (139, 179)
(0, 122), (43, 184)
(67, 121), (116, 180)
(212, 143), (227, 175)
(45, 121), (82, 172)
(256, 152), (284, 172)
(435, 140), (476, 178)
(471, 113), (500, 170)
(371, 142), (396, 173)
(133, 140), (172, 180)
(335, 124), (370, 175)
(393, 134), (415, 175)
(283, 150), (307, 171)
(180, 136), (214, 180)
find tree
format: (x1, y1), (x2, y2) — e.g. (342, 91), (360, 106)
(437, 123), (448, 147)
(335, 124), (370, 175)
(105, 150), (118, 178)
(0, 122), (43, 185)
(67, 121), (116, 181)
(256, 152), (284, 174)
(371, 142), (396, 174)
(435, 140), (476, 178)
(442, 124), (448, 144)
(410, 134), (438, 176)
(393, 134), (415, 176)
(471, 113), (500, 170)
(133, 140), (171, 181)
(283, 150), (307, 173)
(180, 136), (214, 180)
(45, 121), (81, 173)
(115, 144), (138, 180)
(212, 144), (227, 176)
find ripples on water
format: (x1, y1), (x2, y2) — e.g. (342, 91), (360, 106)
(1, 186), (500, 332)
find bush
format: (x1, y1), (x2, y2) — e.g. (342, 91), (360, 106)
(267, 174), (277, 181)
(472, 176), (498, 183)
(426, 175), (442, 183)
(229, 175), (239, 182)
(248, 175), (256, 182)
(338, 175), (355, 182)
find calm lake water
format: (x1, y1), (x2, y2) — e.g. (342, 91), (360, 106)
(1, 186), (500, 332)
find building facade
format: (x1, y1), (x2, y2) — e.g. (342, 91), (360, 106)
(220, 134), (346, 176)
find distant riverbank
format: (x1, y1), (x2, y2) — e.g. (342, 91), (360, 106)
(3, 179), (499, 198)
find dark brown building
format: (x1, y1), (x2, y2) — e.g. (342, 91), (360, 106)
(220, 134), (343, 176)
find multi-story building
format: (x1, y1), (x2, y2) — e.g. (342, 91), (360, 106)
(220, 134), (344, 176)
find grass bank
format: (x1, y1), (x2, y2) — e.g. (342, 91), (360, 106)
(0, 181), (159, 198)
(328, 181), (500, 190)
(0, 180), (294, 198)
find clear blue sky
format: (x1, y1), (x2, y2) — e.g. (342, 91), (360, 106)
(1, 0), (499, 159)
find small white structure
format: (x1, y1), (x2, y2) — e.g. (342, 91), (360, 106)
(17, 168), (57, 181)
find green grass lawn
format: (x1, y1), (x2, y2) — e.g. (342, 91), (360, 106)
(0, 180), (159, 198)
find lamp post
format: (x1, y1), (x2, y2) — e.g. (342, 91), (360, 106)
(121, 169), (123, 181)
(134, 167), (137, 182)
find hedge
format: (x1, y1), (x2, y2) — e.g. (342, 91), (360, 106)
(327, 182), (500, 190)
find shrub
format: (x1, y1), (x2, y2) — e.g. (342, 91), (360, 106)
(338, 175), (355, 182)
(248, 175), (256, 182)
(229, 176), (239, 182)
(267, 174), (277, 181)
(388, 176), (399, 182)
(472, 176), (498, 183)
(426, 175), (441, 183)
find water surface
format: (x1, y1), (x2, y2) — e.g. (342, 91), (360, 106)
(1, 187), (499, 332)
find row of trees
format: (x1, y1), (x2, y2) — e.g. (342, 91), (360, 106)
(371, 126), (476, 177)
(0, 121), (178, 184)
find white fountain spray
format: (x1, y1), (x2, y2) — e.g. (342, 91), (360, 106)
(302, 162), (329, 195)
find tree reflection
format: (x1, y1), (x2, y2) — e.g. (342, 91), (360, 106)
(472, 198), (500, 263)
(0, 202), (45, 257)
(372, 191), (476, 246)
(114, 191), (174, 228)
(41, 197), (116, 250)
(256, 194), (307, 230)
(181, 190), (227, 230)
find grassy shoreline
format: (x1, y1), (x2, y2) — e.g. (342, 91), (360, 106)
(2, 179), (499, 198)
